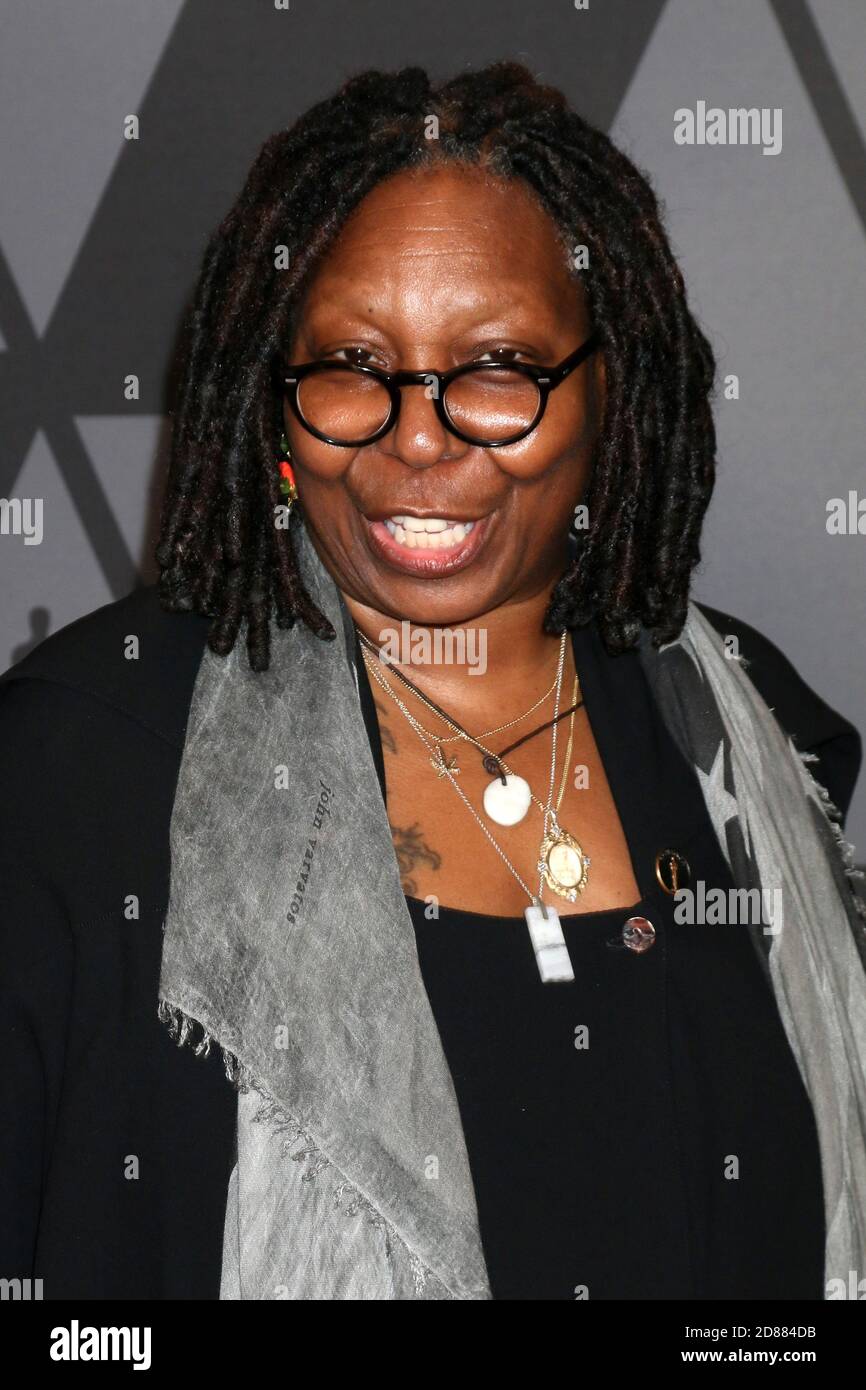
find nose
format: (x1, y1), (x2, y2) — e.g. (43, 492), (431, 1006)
(379, 380), (470, 471)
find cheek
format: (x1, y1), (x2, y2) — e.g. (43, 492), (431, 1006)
(488, 386), (598, 482)
(282, 408), (359, 483)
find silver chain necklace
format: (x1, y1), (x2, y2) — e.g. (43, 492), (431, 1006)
(361, 629), (582, 984)
(357, 628), (562, 746)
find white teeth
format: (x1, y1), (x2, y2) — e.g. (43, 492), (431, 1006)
(382, 515), (477, 549)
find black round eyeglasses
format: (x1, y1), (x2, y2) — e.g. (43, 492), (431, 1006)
(279, 329), (602, 448)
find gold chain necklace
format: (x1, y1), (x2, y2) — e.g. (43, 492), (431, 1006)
(360, 629), (578, 829)
(363, 645), (578, 823)
(362, 641), (590, 906)
(362, 631), (585, 984)
(357, 628), (561, 745)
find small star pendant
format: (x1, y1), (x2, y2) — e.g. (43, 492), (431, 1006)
(432, 746), (460, 778)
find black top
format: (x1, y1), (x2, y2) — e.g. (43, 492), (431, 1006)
(358, 625), (826, 1300)
(0, 585), (860, 1299)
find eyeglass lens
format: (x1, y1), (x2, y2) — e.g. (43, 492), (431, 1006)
(295, 365), (542, 443)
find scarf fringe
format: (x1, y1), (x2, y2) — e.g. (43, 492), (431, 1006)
(793, 747), (866, 925)
(717, 639), (864, 921)
(156, 998), (431, 1296)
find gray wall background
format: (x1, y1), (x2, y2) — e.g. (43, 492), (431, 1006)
(1, 0), (864, 844)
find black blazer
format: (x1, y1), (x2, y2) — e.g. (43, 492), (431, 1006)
(0, 585), (860, 1298)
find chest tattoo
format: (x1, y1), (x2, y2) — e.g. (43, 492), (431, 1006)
(389, 821), (442, 896)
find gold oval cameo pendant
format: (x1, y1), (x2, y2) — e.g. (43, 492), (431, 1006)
(540, 826), (590, 903)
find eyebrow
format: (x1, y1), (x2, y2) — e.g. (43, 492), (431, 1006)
(310, 277), (550, 302)
(299, 291), (561, 332)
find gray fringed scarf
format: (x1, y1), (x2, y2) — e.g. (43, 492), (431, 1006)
(159, 521), (866, 1299)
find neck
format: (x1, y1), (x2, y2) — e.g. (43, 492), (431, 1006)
(341, 580), (571, 728)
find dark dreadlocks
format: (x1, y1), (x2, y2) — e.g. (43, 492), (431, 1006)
(156, 61), (717, 672)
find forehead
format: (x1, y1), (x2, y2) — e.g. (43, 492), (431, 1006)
(294, 163), (584, 331)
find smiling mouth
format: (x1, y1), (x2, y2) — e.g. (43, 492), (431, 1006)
(362, 510), (492, 576)
(381, 514), (477, 549)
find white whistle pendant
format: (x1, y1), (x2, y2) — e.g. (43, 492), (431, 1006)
(524, 902), (575, 983)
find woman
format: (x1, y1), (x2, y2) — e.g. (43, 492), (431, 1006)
(2, 62), (865, 1302)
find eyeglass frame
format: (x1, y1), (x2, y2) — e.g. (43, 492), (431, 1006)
(279, 328), (603, 448)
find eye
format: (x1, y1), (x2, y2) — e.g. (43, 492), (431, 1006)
(472, 346), (533, 366)
(327, 346), (379, 367)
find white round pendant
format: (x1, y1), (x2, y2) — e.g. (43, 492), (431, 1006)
(482, 773), (532, 826)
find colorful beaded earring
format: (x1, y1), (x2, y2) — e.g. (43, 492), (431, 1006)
(277, 431), (298, 510)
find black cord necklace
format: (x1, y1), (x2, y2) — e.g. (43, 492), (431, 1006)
(357, 629), (583, 777)
(486, 698), (584, 776)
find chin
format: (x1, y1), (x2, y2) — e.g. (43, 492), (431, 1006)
(365, 584), (496, 631)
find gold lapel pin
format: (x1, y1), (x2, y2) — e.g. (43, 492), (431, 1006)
(655, 849), (691, 895)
